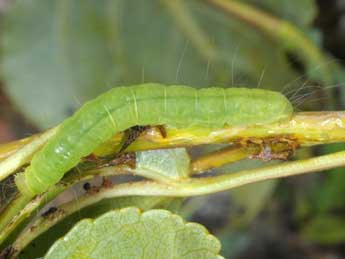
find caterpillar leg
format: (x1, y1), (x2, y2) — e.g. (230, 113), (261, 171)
(118, 125), (167, 153)
(118, 125), (150, 153)
(155, 125), (167, 138)
(82, 126), (149, 170)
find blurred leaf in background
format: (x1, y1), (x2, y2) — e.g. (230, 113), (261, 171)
(2, 0), (318, 129)
(243, 0), (317, 27)
(0, 0), (344, 258)
(297, 143), (345, 245)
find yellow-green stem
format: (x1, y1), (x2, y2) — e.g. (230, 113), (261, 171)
(191, 145), (258, 173)
(10, 150), (345, 254)
(0, 127), (58, 182)
(206, 0), (331, 84)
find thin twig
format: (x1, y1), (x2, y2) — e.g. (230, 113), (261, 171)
(10, 149), (345, 255)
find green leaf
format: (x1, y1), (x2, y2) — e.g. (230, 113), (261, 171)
(302, 215), (345, 244)
(2, 0), (305, 129)
(2, 0), (119, 128)
(317, 143), (345, 213)
(135, 148), (191, 181)
(18, 196), (182, 258)
(45, 207), (223, 259)
(317, 170), (345, 213)
(229, 179), (276, 226)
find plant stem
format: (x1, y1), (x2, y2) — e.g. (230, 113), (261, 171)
(191, 145), (258, 173)
(205, 0), (332, 84)
(0, 111), (343, 192)
(0, 138), (32, 162)
(87, 151), (345, 197)
(0, 127), (58, 182)
(1, 112), (344, 161)
(10, 150), (345, 253)
(94, 112), (345, 155)
(0, 194), (32, 233)
(1, 112), (344, 246)
(0, 166), (128, 246)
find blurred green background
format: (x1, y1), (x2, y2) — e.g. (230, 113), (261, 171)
(0, 0), (344, 258)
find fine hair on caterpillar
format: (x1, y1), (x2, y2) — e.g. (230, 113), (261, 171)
(282, 78), (344, 111)
(15, 83), (293, 196)
(259, 59), (342, 111)
(231, 55), (341, 112)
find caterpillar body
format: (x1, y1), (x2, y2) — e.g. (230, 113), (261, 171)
(17, 84), (293, 195)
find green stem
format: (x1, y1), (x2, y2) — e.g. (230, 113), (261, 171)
(1, 112), (344, 246)
(94, 112), (345, 156)
(191, 145), (258, 173)
(82, 151), (345, 197)
(206, 0), (332, 84)
(11, 150), (345, 253)
(0, 127), (58, 182)
(0, 165), (145, 247)
(0, 194), (32, 233)
(2, 112), (345, 161)
(0, 192), (47, 249)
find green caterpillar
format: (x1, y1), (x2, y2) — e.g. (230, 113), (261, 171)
(17, 83), (293, 195)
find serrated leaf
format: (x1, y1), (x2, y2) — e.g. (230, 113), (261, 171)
(19, 196), (182, 259)
(45, 207), (223, 259)
(135, 148), (191, 180)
